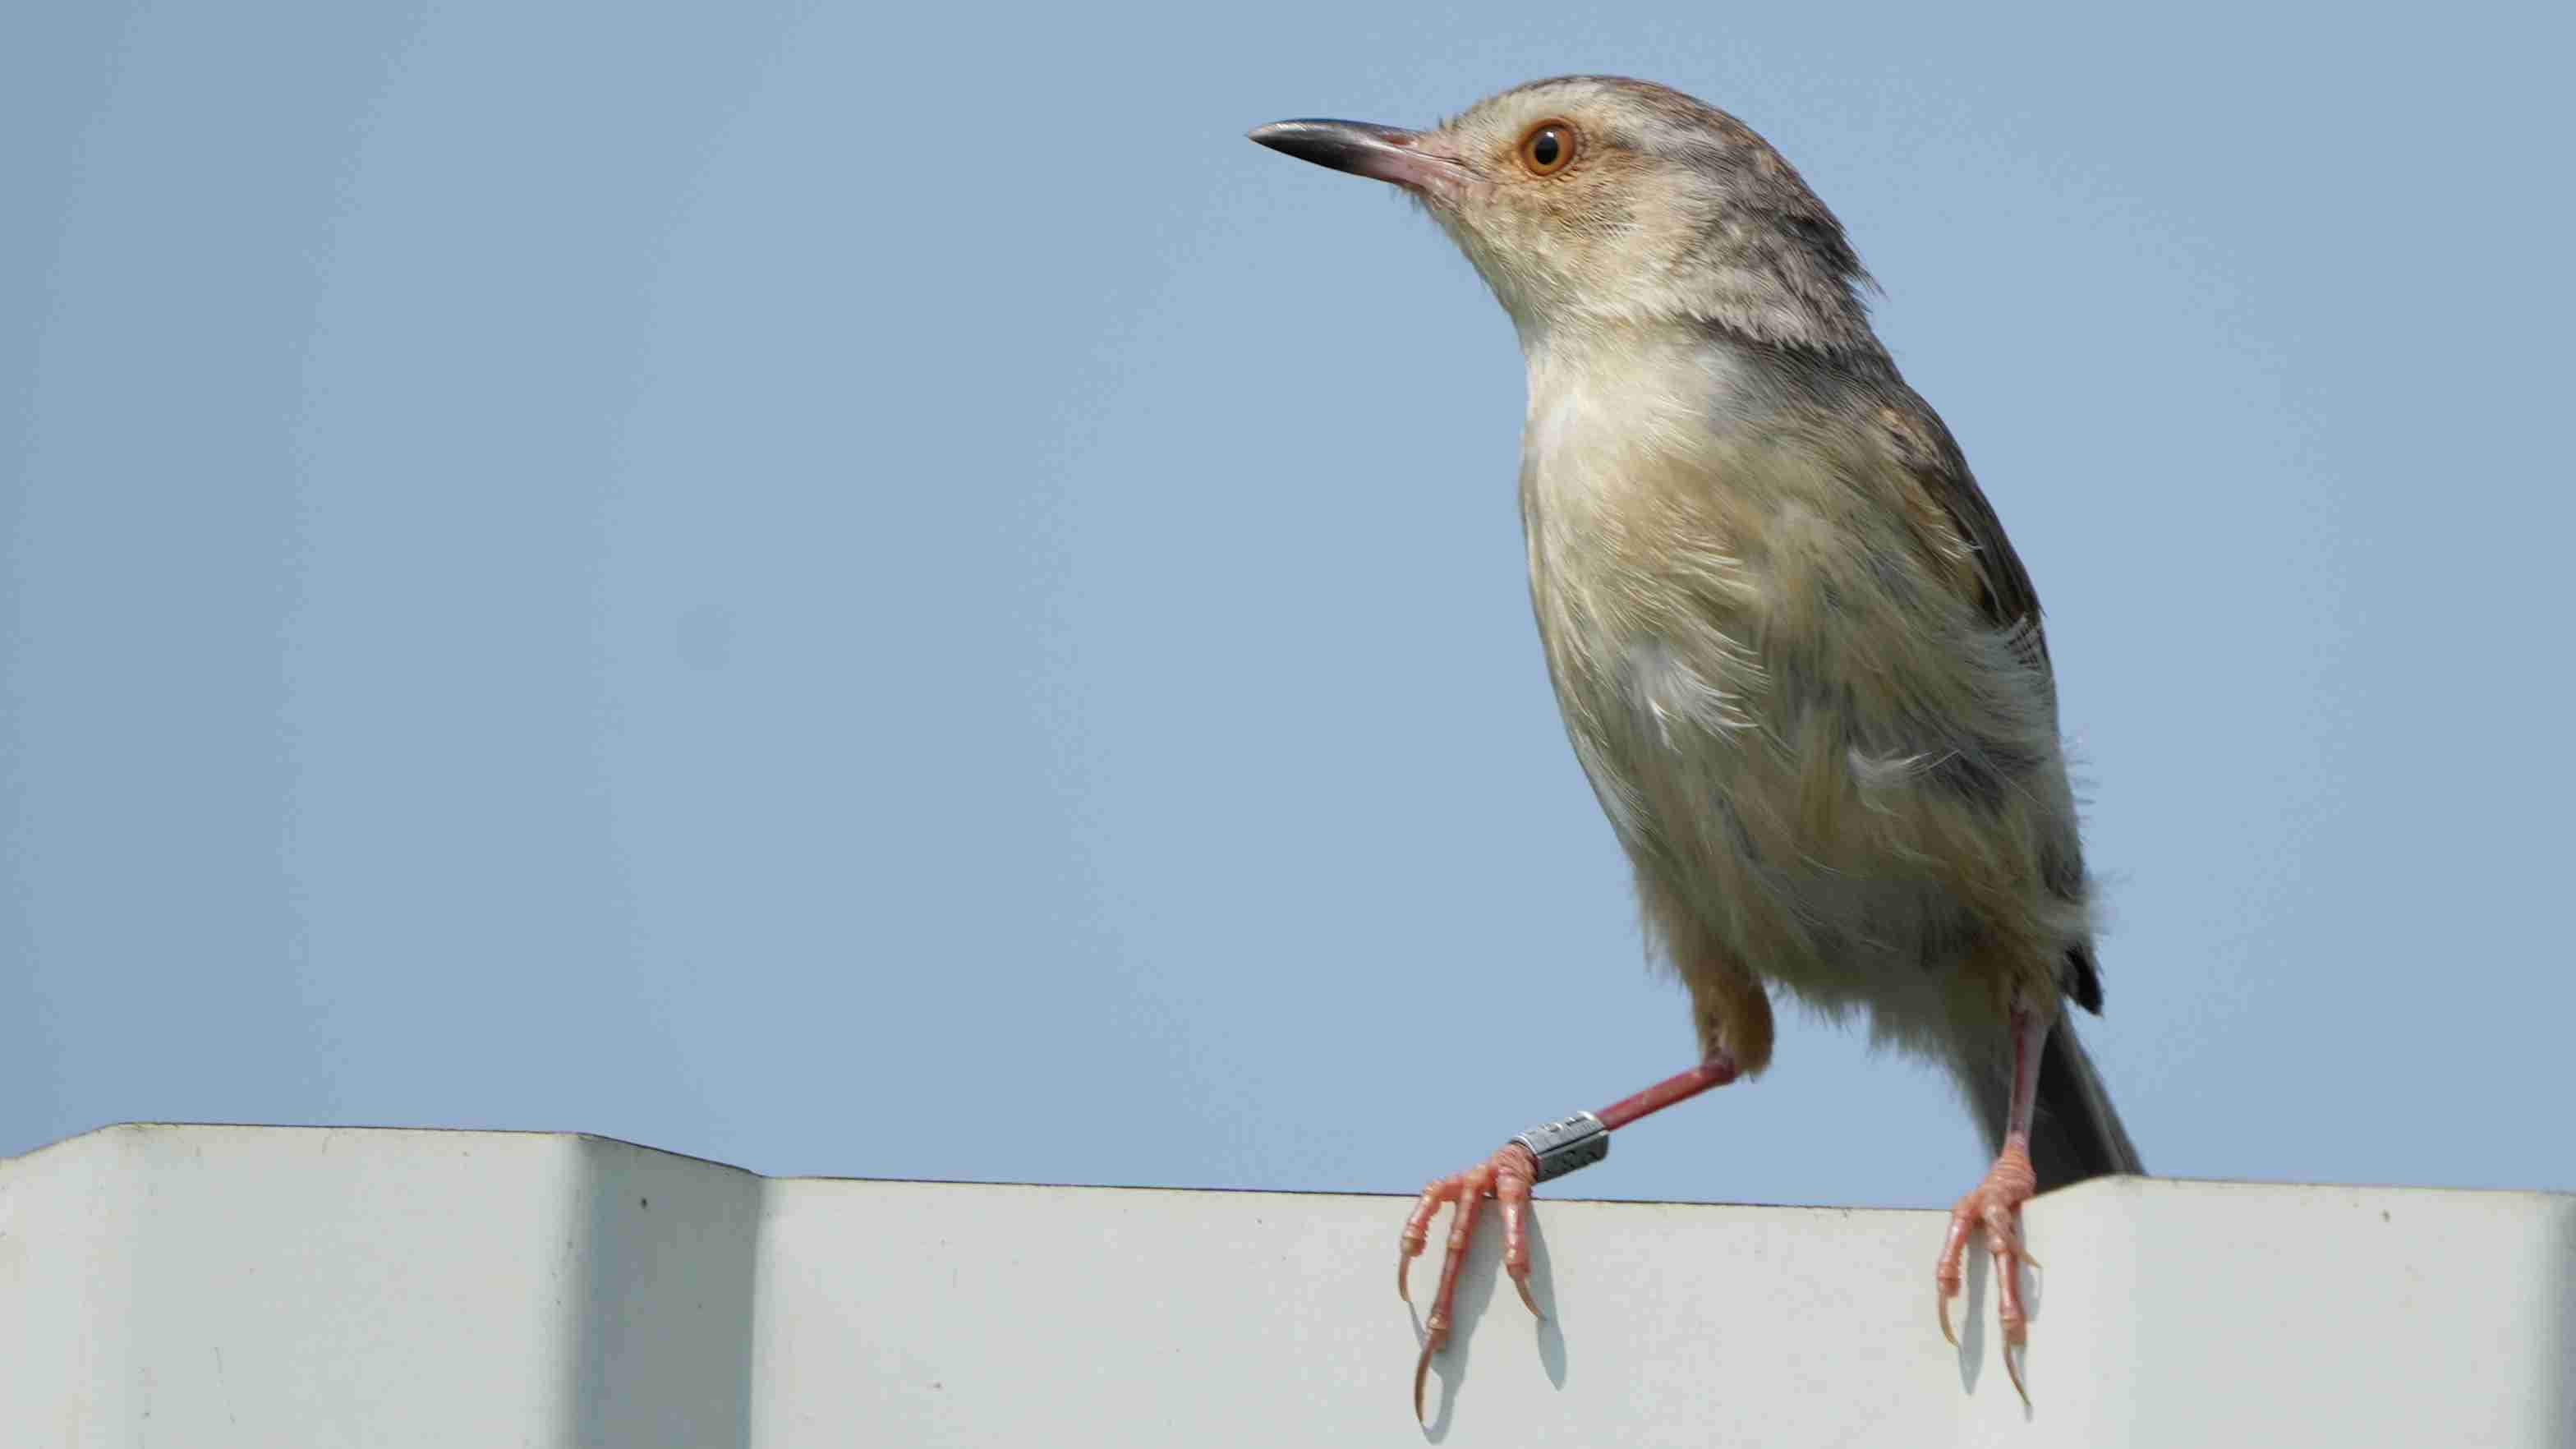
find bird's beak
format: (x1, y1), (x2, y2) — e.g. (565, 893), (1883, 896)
(1247, 119), (1465, 197)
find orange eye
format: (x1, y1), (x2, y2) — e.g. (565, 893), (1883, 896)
(1519, 120), (1577, 176)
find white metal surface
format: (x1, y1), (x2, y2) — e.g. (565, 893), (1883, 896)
(3, 1123), (2569, 1446)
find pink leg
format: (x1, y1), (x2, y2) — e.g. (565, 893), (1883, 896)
(1397, 1058), (1737, 1425)
(1935, 1005), (2047, 1405)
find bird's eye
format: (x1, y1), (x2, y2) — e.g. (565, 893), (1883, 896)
(1519, 121), (1577, 177)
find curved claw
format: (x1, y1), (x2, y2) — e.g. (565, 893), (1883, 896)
(1514, 1273), (1540, 1318)
(1938, 1287), (1957, 1346)
(2004, 1340), (2030, 1408)
(1397, 1183), (1446, 1306)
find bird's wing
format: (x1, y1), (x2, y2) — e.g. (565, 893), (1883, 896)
(1873, 390), (2054, 678)
(1874, 386), (2109, 1012)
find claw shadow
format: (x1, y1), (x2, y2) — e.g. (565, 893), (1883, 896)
(1953, 1238), (1990, 1393)
(1528, 1212), (1566, 1391)
(1408, 1204), (1567, 1441)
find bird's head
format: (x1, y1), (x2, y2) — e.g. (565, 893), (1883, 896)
(1251, 76), (1878, 354)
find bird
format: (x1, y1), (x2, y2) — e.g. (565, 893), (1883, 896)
(1247, 76), (2143, 1416)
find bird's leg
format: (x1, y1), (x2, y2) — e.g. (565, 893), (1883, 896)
(1398, 1056), (1738, 1424)
(1936, 1003), (2048, 1404)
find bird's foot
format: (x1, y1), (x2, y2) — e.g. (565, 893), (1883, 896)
(1397, 1141), (1540, 1424)
(1935, 1140), (2040, 1404)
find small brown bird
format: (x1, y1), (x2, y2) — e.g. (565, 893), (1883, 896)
(1249, 76), (2142, 1414)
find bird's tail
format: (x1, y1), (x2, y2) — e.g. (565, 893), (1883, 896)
(1980, 1015), (2143, 1190)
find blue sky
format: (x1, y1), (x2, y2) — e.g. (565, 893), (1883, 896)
(7, 2), (2570, 1211)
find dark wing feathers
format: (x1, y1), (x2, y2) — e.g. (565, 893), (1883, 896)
(1874, 393), (2051, 673)
(1875, 390), (2109, 1014)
